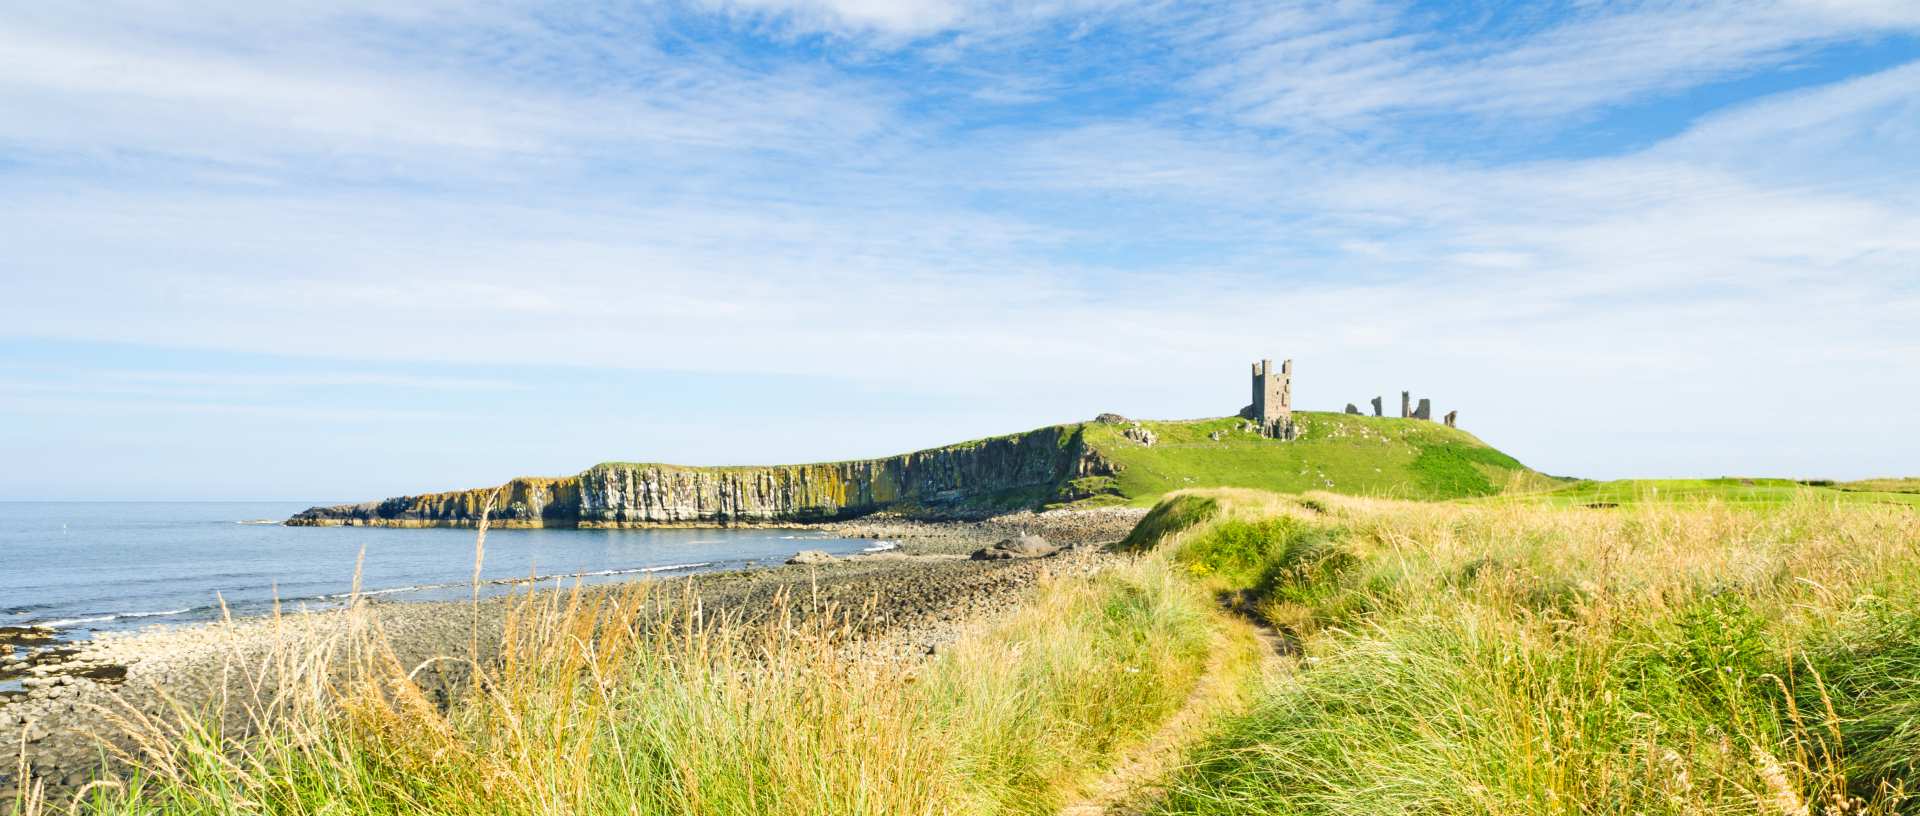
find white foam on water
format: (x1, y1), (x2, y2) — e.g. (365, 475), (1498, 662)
(863, 540), (899, 553)
(38, 607), (196, 628)
(527, 563), (714, 581)
(326, 583), (453, 600)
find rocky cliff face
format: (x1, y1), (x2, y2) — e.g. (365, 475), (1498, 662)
(287, 425), (1114, 528)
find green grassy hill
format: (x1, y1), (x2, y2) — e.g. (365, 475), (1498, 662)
(1072, 412), (1552, 507)
(1510, 477), (1920, 508)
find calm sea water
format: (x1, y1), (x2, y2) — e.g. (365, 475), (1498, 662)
(0, 502), (882, 638)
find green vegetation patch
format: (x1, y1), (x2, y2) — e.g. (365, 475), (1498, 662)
(1116, 493), (1220, 552)
(1833, 477), (1920, 495)
(1083, 413), (1541, 506)
(1408, 440), (1525, 498)
(1526, 478), (1920, 508)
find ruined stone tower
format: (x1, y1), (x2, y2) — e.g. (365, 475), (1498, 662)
(1250, 359), (1297, 440)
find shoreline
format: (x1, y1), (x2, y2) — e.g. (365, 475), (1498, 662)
(0, 508), (1146, 801)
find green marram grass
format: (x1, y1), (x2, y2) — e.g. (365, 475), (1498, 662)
(1127, 488), (1920, 816)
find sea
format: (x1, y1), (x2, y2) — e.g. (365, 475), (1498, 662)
(0, 502), (886, 640)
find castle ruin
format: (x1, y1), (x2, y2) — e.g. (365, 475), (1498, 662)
(1240, 357), (1459, 434)
(1371, 390), (1453, 426)
(1249, 359), (1297, 440)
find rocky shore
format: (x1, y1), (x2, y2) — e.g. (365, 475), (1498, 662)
(0, 509), (1145, 805)
(825, 505), (1148, 555)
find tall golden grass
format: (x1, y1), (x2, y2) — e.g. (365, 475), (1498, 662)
(1148, 491), (1920, 815)
(13, 544), (1221, 815)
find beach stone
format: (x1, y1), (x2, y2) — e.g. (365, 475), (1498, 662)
(786, 550), (836, 565)
(971, 535), (1057, 561)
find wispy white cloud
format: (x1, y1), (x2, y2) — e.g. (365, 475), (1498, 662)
(1, 0), (1916, 491)
(0, 5), (902, 172)
(1188, 0), (1920, 129)
(702, 0), (968, 37)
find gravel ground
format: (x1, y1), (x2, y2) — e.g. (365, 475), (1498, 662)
(0, 510), (1142, 805)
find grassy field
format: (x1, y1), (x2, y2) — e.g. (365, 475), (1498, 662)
(1507, 477), (1920, 508)
(1833, 478), (1920, 496)
(1079, 413), (1554, 506)
(1131, 489), (1920, 815)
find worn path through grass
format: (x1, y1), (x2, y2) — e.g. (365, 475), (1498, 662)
(1058, 612), (1283, 816)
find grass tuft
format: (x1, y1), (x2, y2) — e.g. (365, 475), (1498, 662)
(1143, 491), (1920, 816)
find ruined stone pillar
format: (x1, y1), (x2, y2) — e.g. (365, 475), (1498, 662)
(1401, 391), (1411, 418)
(1443, 410), (1457, 428)
(1345, 403), (1361, 415)
(1414, 398), (1431, 420)
(1370, 396), (1383, 417)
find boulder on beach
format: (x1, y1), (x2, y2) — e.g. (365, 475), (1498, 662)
(970, 534), (1058, 561)
(786, 550), (836, 565)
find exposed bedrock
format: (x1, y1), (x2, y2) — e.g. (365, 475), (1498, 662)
(288, 425), (1115, 528)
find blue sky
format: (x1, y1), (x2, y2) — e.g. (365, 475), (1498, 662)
(3, 0), (1917, 500)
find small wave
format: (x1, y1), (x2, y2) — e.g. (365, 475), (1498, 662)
(37, 607), (197, 628)
(324, 583), (459, 600)
(862, 540), (899, 553)
(234, 519), (281, 526)
(489, 563), (714, 584)
(637, 562), (713, 575)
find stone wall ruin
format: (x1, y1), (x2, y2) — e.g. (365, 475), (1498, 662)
(1250, 358), (1297, 440)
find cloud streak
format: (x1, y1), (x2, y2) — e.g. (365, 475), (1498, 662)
(1, 0), (1916, 496)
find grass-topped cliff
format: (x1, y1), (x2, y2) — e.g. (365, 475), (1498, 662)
(287, 412), (1546, 527)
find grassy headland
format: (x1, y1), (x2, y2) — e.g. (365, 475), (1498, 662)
(288, 413), (1549, 528)
(1080, 413), (1553, 506)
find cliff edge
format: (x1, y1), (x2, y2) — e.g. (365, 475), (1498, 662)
(287, 413), (1544, 528)
(288, 424), (1111, 528)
